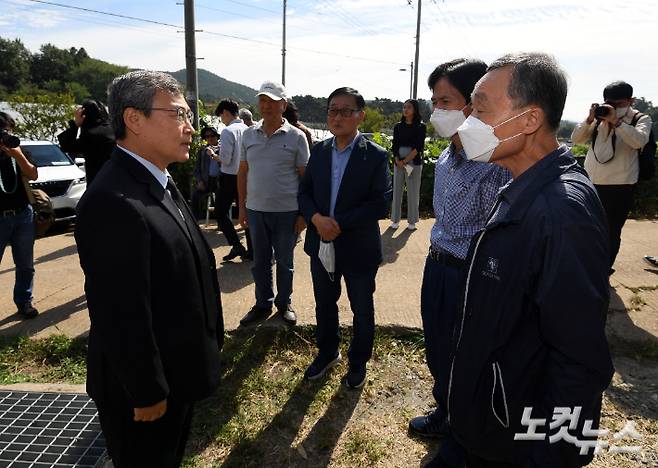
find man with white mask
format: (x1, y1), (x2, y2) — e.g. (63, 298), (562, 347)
(449, 53), (613, 467)
(571, 81), (652, 275)
(408, 59), (510, 468)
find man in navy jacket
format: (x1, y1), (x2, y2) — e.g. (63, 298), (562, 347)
(298, 87), (391, 389)
(448, 53), (614, 467)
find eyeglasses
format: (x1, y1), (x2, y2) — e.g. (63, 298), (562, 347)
(147, 107), (194, 124)
(327, 108), (361, 118)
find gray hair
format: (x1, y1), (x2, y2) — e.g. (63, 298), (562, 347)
(487, 52), (567, 131)
(238, 108), (253, 121)
(107, 70), (183, 140)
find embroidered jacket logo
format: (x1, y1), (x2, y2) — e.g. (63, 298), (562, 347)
(482, 257), (501, 281)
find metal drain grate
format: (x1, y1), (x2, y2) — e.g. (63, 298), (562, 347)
(0, 391), (106, 467)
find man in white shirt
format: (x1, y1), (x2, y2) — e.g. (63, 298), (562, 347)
(214, 99), (252, 261)
(571, 81), (653, 274)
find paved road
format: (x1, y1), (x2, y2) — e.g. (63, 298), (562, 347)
(1, 219), (657, 347)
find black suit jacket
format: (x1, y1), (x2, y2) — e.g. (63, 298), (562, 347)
(58, 121), (116, 184)
(299, 136), (392, 272)
(75, 148), (223, 407)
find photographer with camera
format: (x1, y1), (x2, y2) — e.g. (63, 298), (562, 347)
(57, 99), (115, 185)
(571, 81), (653, 274)
(0, 111), (39, 319)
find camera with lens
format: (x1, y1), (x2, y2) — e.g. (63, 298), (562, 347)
(593, 103), (615, 120)
(0, 130), (20, 149)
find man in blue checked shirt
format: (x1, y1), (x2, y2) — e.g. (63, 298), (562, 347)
(409, 59), (510, 468)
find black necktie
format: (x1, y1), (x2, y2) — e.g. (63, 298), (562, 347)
(166, 177), (187, 220)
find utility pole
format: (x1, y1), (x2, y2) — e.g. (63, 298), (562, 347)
(409, 61), (414, 99)
(282, 0), (287, 85)
(183, 0), (200, 129)
(412, 0), (421, 99)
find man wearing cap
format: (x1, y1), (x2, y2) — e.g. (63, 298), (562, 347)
(572, 81), (653, 274)
(191, 126), (220, 218)
(237, 81), (310, 326)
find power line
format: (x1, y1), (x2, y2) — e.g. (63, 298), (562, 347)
(17, 0), (407, 66)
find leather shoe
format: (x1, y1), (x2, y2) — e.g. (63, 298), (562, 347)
(409, 410), (450, 438)
(239, 305), (271, 326)
(344, 363), (366, 389)
(277, 304), (297, 325)
(17, 302), (38, 320)
(223, 245), (247, 262)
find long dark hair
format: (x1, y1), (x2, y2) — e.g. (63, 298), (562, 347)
(400, 99), (421, 124)
(81, 99), (110, 128)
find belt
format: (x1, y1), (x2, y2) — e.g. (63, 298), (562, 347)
(428, 246), (465, 269)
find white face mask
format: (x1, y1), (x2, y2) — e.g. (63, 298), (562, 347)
(457, 108), (533, 163)
(615, 106), (629, 118)
(430, 106), (467, 138)
(318, 240), (335, 281)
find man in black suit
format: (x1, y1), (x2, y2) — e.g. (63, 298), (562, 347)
(75, 70), (223, 468)
(299, 87), (392, 389)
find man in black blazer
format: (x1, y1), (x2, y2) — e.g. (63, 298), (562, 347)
(299, 87), (392, 389)
(75, 71), (223, 468)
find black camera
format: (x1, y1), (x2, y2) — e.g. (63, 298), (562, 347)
(0, 130), (20, 149)
(594, 104), (614, 120)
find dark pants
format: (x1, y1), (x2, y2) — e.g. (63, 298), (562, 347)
(310, 256), (377, 366)
(420, 255), (462, 414)
(0, 205), (35, 307)
(215, 173), (251, 252)
(465, 452), (522, 468)
(594, 184), (635, 271)
(246, 209), (298, 309)
(190, 176), (216, 219)
(96, 393), (193, 468)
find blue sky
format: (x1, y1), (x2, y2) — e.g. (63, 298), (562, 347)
(2, 0), (657, 121)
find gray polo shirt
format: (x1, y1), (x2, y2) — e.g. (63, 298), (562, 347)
(240, 119), (310, 212)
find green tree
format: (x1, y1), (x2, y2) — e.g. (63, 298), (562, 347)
(362, 107), (385, 133)
(0, 37), (32, 94)
(30, 44), (75, 87)
(8, 93), (75, 141)
(74, 58), (129, 101)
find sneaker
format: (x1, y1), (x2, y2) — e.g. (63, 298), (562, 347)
(239, 305), (272, 326)
(277, 304), (297, 326)
(407, 223), (417, 231)
(223, 245), (246, 262)
(408, 410), (450, 438)
(390, 222), (399, 229)
(304, 352), (341, 380)
(17, 302), (38, 320)
(644, 255), (658, 268)
(344, 363), (367, 389)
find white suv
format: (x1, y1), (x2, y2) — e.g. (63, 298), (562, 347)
(21, 140), (87, 221)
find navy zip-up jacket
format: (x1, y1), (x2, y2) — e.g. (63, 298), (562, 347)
(448, 146), (614, 467)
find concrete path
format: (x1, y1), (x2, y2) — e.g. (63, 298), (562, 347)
(1, 220), (657, 349)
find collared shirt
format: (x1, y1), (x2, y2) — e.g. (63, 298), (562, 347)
(219, 119), (248, 175)
(118, 144), (168, 188)
(330, 132), (361, 217)
(240, 118), (310, 212)
(430, 144), (511, 259)
(487, 148), (562, 227)
(572, 108), (652, 185)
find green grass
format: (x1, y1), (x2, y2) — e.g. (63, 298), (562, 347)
(3, 326), (656, 467)
(0, 334), (87, 384)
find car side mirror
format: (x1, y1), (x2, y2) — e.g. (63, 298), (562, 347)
(74, 158), (85, 169)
